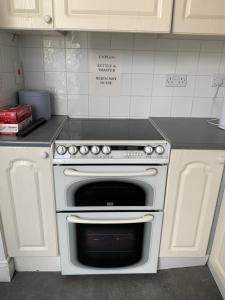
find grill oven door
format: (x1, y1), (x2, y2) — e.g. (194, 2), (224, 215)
(54, 165), (167, 211)
(57, 211), (163, 275)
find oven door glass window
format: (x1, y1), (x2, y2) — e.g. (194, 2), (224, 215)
(73, 181), (147, 207)
(76, 223), (145, 268)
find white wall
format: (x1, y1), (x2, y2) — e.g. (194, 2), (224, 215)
(19, 32), (225, 119)
(0, 31), (22, 107)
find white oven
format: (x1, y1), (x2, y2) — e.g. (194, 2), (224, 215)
(54, 164), (167, 275)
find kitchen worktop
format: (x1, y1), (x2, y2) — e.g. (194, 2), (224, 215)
(1, 116), (225, 149)
(0, 116), (66, 147)
(153, 117), (225, 150)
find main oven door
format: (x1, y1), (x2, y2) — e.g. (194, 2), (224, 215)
(54, 165), (167, 211)
(57, 211), (163, 275)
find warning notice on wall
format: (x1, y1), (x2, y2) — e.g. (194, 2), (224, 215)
(89, 50), (121, 96)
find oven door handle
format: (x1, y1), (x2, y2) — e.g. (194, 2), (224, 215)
(66, 214), (154, 224)
(63, 168), (158, 177)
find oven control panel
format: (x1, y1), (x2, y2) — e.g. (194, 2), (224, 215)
(53, 142), (170, 164)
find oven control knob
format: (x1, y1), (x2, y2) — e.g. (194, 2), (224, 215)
(91, 145), (100, 155)
(79, 145), (89, 155)
(155, 145), (165, 155)
(144, 146), (154, 155)
(68, 145), (78, 155)
(56, 145), (67, 155)
(102, 145), (111, 155)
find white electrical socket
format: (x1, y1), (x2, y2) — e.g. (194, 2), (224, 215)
(212, 74), (225, 87)
(165, 74), (187, 87)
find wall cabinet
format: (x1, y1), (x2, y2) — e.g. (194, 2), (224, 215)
(208, 186), (225, 298)
(1, 0), (225, 34)
(54, 0), (173, 32)
(173, 0), (225, 35)
(160, 150), (224, 258)
(0, 147), (58, 257)
(0, 0), (53, 29)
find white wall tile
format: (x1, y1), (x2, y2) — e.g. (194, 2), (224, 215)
(43, 36), (65, 48)
(133, 34), (156, 51)
(132, 51), (154, 74)
(176, 52), (199, 74)
(88, 32), (111, 49)
(66, 48), (88, 72)
(194, 76), (215, 98)
(178, 40), (201, 52)
(173, 75), (195, 97)
(89, 96), (110, 117)
(155, 39), (178, 52)
(65, 32), (88, 49)
(24, 71), (45, 90)
(111, 33), (133, 50)
(19, 35), (43, 48)
(19, 32), (225, 119)
(0, 31), (23, 107)
(197, 53), (220, 75)
(45, 72), (67, 94)
(67, 73), (88, 94)
(130, 96), (150, 117)
(211, 98), (223, 118)
(131, 74), (153, 96)
(154, 52), (177, 74)
(52, 94), (68, 115)
(68, 95), (89, 117)
(21, 47), (43, 72)
(152, 74), (173, 97)
(110, 96), (130, 117)
(200, 41), (223, 53)
(44, 48), (65, 71)
(121, 74), (131, 95)
(115, 50), (132, 73)
(150, 97), (172, 117)
(191, 98), (213, 117)
(1, 46), (18, 72)
(171, 97), (193, 117)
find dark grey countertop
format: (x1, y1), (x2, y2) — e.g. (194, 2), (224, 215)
(1, 116), (225, 149)
(0, 116), (66, 147)
(153, 117), (225, 150)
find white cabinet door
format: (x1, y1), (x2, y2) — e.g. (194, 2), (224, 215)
(54, 0), (173, 32)
(173, 0), (225, 35)
(160, 150), (224, 258)
(0, 0), (53, 29)
(0, 147), (58, 257)
(208, 188), (225, 298)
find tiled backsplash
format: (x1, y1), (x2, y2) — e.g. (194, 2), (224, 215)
(19, 32), (225, 118)
(0, 31), (22, 107)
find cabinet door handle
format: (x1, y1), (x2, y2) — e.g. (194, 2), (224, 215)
(44, 15), (52, 24)
(67, 214), (154, 224)
(40, 152), (49, 159)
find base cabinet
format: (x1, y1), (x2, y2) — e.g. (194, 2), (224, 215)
(0, 147), (58, 257)
(160, 150), (224, 259)
(209, 187), (225, 298)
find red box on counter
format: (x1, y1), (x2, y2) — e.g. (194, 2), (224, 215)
(0, 104), (32, 124)
(0, 104), (32, 135)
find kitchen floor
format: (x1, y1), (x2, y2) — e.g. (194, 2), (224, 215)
(0, 266), (222, 300)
